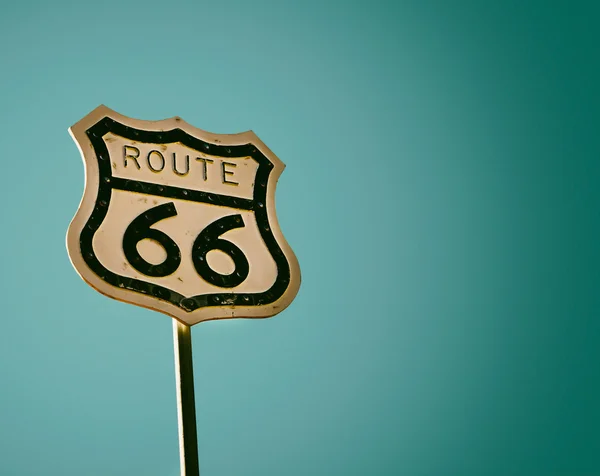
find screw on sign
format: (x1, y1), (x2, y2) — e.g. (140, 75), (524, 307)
(66, 105), (301, 475)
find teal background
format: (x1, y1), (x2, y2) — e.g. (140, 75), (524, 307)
(0, 1), (598, 475)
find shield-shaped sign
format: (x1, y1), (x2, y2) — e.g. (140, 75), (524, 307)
(66, 105), (300, 325)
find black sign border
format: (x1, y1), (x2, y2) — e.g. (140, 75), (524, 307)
(79, 116), (291, 313)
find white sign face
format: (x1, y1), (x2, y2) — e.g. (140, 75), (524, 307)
(66, 106), (300, 325)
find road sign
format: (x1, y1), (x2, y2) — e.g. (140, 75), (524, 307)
(66, 105), (301, 475)
(66, 105), (301, 325)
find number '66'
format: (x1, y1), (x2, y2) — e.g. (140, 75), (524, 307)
(122, 202), (249, 288)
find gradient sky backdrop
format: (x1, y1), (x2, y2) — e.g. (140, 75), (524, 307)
(0, 1), (598, 475)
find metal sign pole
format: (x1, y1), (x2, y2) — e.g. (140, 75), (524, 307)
(173, 320), (200, 476)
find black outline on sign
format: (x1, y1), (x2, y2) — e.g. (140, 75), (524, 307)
(79, 117), (290, 312)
